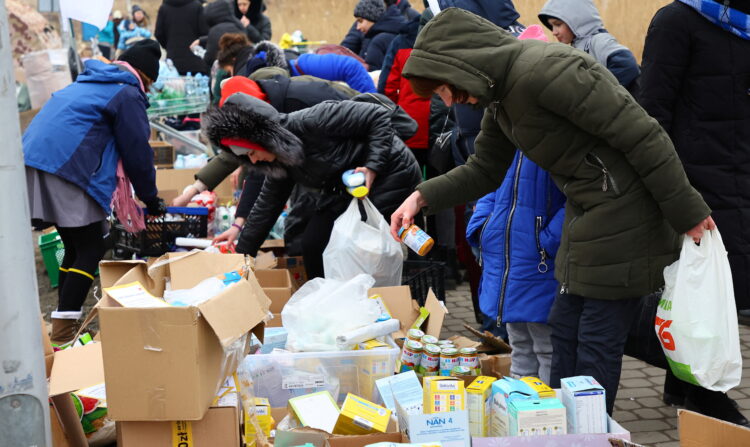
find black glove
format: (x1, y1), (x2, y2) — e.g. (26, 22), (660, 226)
(144, 197), (167, 216)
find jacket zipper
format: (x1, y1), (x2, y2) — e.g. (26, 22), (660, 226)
(477, 214), (492, 267)
(535, 216), (548, 273)
(560, 215), (579, 295)
(584, 153), (620, 195)
(496, 155), (523, 327)
(364, 93), (394, 110)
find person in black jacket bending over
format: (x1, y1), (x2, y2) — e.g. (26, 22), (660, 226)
(203, 93), (421, 278)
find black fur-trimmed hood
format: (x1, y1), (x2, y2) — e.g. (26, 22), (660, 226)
(252, 40), (288, 70)
(203, 93), (304, 179)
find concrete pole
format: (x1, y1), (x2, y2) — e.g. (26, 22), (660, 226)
(0, 0), (52, 445)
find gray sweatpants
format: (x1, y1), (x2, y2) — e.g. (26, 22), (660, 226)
(507, 322), (553, 384)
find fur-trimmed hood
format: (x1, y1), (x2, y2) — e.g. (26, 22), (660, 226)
(203, 93), (304, 179)
(252, 41), (288, 70)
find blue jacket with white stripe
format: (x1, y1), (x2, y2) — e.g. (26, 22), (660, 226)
(23, 60), (158, 213)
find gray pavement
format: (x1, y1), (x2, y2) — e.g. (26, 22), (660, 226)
(441, 285), (750, 446)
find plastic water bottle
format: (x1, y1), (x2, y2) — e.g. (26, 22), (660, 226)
(174, 154), (186, 169)
(341, 169), (369, 198)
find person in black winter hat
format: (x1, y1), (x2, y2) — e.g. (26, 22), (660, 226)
(353, 0), (407, 70)
(203, 92), (421, 279)
(118, 38), (161, 85)
(355, 0), (387, 24)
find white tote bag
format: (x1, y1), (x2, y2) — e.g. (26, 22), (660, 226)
(657, 230), (742, 391)
(323, 198), (404, 286)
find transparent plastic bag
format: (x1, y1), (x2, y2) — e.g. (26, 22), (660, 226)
(281, 274), (380, 351)
(658, 230), (742, 391)
(323, 198), (403, 286)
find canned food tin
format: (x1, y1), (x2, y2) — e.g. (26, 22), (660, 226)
(400, 340), (424, 373)
(420, 344), (441, 376)
(439, 347), (460, 376)
(407, 328), (426, 342)
(459, 347), (480, 375)
(398, 224), (435, 256)
(450, 366), (472, 376)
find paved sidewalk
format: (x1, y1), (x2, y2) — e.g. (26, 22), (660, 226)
(441, 285), (750, 446)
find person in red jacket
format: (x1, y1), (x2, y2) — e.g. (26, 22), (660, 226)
(380, 17), (429, 161)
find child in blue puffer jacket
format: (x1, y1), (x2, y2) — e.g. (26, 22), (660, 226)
(465, 26), (565, 384)
(467, 150), (565, 383)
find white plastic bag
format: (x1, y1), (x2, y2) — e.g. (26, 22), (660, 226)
(657, 230), (742, 391)
(281, 274), (381, 352)
(323, 198), (403, 286)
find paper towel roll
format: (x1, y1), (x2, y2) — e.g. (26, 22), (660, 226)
(336, 319), (401, 349)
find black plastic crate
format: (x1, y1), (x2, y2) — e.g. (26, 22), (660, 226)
(112, 207), (209, 257)
(402, 260), (446, 305)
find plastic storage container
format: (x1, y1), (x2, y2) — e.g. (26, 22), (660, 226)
(111, 206), (209, 258)
(239, 337), (400, 409)
(39, 231), (65, 287)
(402, 260), (446, 304)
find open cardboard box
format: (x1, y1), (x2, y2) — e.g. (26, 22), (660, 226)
(371, 286), (447, 339)
(679, 409), (750, 446)
(93, 251), (270, 421)
(266, 285), (447, 337)
(472, 416), (630, 447)
(155, 168), (235, 203)
(255, 269), (295, 314)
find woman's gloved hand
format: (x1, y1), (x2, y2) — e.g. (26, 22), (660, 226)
(144, 197), (168, 216)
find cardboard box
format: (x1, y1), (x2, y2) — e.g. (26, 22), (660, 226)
(679, 409), (750, 446)
(95, 251), (269, 421)
(466, 377), (497, 437)
(334, 393), (392, 435)
(395, 398), (470, 447)
(276, 256), (308, 289)
(560, 376), (607, 434)
(423, 377), (466, 414)
(256, 269), (295, 314)
(473, 416), (630, 447)
(520, 377), (555, 399)
(508, 398), (567, 437)
(370, 286), (447, 339)
(480, 354), (512, 378)
(261, 238), (286, 257)
(117, 407), (240, 446)
(245, 397), (274, 446)
(489, 378), (539, 437)
(151, 140), (175, 168)
(155, 168), (235, 203)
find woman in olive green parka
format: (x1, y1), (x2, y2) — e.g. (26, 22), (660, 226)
(390, 7), (715, 414)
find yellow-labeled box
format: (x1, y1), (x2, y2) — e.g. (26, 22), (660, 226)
(466, 376), (497, 437)
(423, 376), (466, 414)
(334, 393), (392, 435)
(521, 377), (556, 399)
(244, 397), (274, 446)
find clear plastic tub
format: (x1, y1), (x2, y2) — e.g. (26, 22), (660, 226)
(239, 337), (399, 409)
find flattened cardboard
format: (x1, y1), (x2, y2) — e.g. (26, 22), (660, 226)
(49, 343), (105, 397)
(679, 409), (750, 446)
(117, 406), (240, 446)
(255, 251), (278, 270)
(370, 286), (447, 339)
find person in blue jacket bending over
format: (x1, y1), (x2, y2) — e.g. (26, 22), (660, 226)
(465, 26), (565, 385)
(23, 40), (166, 346)
(243, 41), (376, 93)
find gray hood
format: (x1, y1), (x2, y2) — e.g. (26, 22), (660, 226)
(538, 0), (603, 39)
